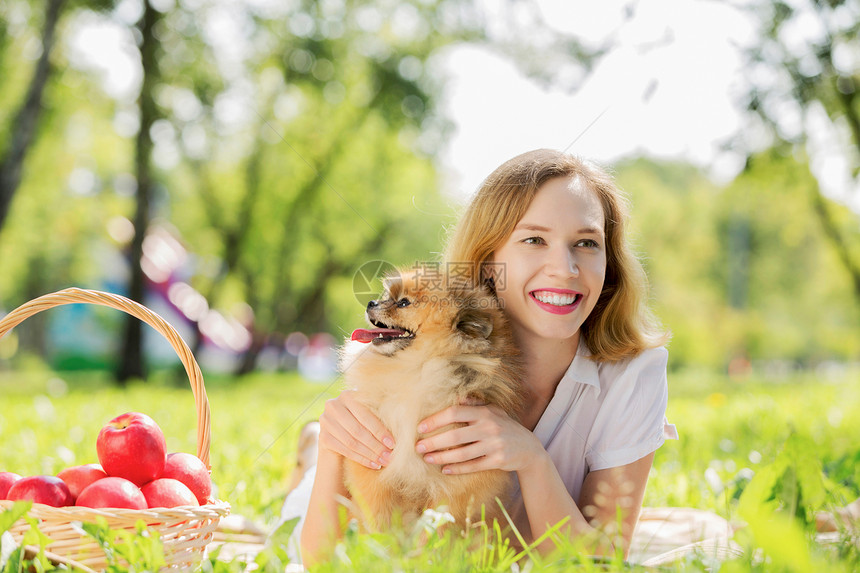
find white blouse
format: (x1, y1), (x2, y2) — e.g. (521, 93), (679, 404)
(508, 341), (677, 538)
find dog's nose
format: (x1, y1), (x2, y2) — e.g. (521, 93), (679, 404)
(367, 300), (379, 310)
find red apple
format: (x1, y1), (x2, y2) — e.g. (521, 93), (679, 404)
(0, 472), (23, 499)
(76, 477), (146, 509)
(141, 478), (199, 508)
(7, 475), (74, 507)
(160, 452), (212, 505)
(57, 464), (108, 502)
(97, 412), (166, 486)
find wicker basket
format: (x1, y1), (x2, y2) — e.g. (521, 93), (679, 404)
(0, 288), (231, 571)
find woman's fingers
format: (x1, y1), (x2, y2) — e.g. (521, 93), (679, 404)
(416, 406), (502, 465)
(416, 423), (486, 455)
(340, 392), (396, 450)
(322, 432), (387, 470)
(440, 455), (499, 475)
(318, 411), (380, 468)
(422, 440), (488, 467)
(416, 403), (537, 473)
(417, 404), (480, 434)
(318, 392), (394, 469)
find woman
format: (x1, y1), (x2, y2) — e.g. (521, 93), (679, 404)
(298, 149), (677, 564)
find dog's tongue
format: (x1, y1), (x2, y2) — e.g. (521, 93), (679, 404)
(350, 328), (406, 343)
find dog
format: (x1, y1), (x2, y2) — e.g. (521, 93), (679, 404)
(339, 265), (523, 531)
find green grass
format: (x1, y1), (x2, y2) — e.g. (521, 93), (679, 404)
(0, 368), (341, 526)
(1, 365), (859, 571)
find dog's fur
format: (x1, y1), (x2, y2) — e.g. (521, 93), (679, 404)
(339, 266), (523, 530)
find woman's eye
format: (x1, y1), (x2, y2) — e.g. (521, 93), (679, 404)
(575, 239), (599, 249)
(397, 298), (411, 308)
(523, 236), (545, 245)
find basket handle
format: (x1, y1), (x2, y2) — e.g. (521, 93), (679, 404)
(0, 287), (212, 468)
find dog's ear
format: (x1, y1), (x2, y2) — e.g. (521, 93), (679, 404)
(382, 272), (404, 300)
(455, 306), (493, 339)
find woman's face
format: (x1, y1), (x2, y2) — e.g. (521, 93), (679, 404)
(491, 176), (607, 347)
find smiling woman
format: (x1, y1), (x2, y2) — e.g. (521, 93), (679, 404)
(295, 148), (676, 566)
(445, 149), (667, 363)
(434, 149), (674, 548)
(490, 176), (607, 344)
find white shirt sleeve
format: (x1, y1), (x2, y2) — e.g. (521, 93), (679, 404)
(585, 346), (670, 471)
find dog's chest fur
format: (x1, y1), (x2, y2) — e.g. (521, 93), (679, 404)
(342, 342), (474, 487)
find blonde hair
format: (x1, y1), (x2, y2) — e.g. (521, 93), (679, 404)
(444, 149), (668, 362)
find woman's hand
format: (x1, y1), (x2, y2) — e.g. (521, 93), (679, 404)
(318, 390), (394, 470)
(414, 403), (542, 474)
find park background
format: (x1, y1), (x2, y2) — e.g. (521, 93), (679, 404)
(1, 0), (859, 570)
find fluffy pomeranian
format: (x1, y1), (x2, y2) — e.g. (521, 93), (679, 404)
(339, 265), (523, 530)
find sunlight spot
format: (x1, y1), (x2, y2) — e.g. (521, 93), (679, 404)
(56, 445), (75, 465)
(40, 457), (56, 474)
(827, 407), (843, 427)
(34, 395), (55, 421)
(736, 468), (754, 481)
(112, 173), (137, 197)
(68, 167), (99, 195)
(69, 426), (85, 444)
(602, 522), (618, 535)
(46, 378), (68, 398)
(704, 467), (723, 494)
(107, 216), (135, 245)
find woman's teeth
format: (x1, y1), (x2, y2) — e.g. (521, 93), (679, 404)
(533, 291), (578, 306)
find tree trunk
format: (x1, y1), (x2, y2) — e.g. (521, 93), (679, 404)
(0, 0), (65, 234)
(188, 133), (264, 356)
(809, 184), (860, 303)
(117, 0), (162, 384)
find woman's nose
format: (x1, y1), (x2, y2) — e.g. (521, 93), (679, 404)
(546, 246), (578, 277)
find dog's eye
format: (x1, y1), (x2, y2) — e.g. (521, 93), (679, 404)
(397, 298), (411, 308)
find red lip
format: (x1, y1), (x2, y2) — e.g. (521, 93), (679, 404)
(529, 291), (583, 315)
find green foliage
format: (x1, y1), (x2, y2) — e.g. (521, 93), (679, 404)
(203, 517), (313, 572)
(740, 0), (860, 326)
(1, 369), (859, 571)
(737, 433), (827, 528)
(1, 0), (857, 377)
(82, 518), (166, 572)
(730, 433), (854, 573)
(0, 501), (56, 573)
(616, 151), (860, 371)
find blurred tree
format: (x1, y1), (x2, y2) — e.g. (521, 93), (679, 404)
(718, 147), (860, 365)
(742, 0), (860, 302)
(617, 152), (860, 371)
(0, 0), (65, 233)
(616, 158), (727, 370)
(116, 0), (162, 384)
(0, 0), (608, 378)
(0, 0), (122, 363)
(157, 0), (608, 374)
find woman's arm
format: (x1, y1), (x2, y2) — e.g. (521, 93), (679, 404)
(299, 391), (394, 566)
(299, 448), (347, 567)
(519, 451), (654, 556)
(415, 404), (654, 557)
